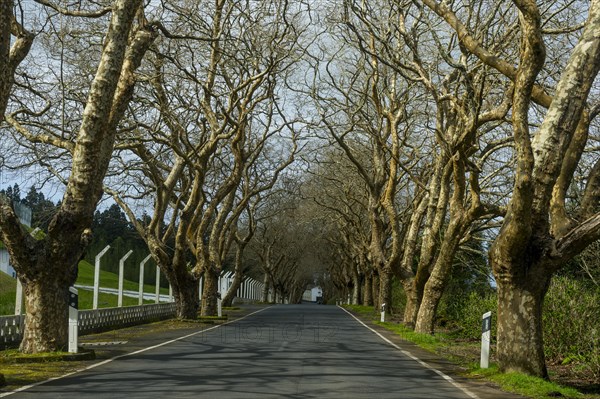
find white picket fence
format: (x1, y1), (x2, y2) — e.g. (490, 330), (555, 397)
(0, 302), (177, 349)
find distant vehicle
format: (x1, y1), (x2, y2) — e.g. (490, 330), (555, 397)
(316, 296), (324, 304)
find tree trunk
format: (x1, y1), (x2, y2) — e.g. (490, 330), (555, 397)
(0, 0), (154, 354)
(363, 272), (373, 306)
(378, 268), (392, 313)
(351, 270), (362, 305)
(372, 273), (380, 311)
(222, 273), (244, 307)
(496, 274), (551, 378)
(402, 281), (419, 327)
(414, 217), (466, 334)
(262, 274), (270, 302)
(171, 275), (199, 320)
(200, 269), (219, 316)
(20, 273), (72, 353)
(414, 276), (443, 334)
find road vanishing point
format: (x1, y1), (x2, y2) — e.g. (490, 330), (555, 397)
(3, 304), (519, 399)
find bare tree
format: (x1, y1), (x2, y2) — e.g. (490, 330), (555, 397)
(108, 0), (304, 318)
(0, 0), (33, 118)
(419, 0), (600, 377)
(0, 0), (157, 352)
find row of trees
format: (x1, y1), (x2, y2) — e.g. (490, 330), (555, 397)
(298, 0), (600, 380)
(0, 0), (309, 354)
(1, 0), (600, 382)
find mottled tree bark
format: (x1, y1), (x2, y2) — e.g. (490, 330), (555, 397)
(495, 264), (551, 377)
(201, 268), (219, 316)
(402, 282), (419, 327)
(19, 267), (76, 353)
(399, 195), (428, 325)
(414, 216), (467, 334)
(351, 267), (362, 305)
(167, 266), (200, 320)
(262, 274), (271, 303)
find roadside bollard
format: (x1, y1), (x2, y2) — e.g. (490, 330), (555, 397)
(481, 311), (492, 368)
(68, 287), (79, 354)
(217, 292), (222, 317)
(380, 303), (386, 323)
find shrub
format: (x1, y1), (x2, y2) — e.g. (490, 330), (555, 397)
(391, 279), (406, 315)
(543, 276), (600, 379)
(439, 290), (498, 340)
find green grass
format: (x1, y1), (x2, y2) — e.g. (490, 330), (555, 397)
(0, 349), (82, 391)
(76, 260), (168, 295)
(0, 273), (17, 315)
(343, 304), (378, 318)
(0, 260), (169, 315)
(376, 321), (449, 352)
(78, 289), (155, 308)
(468, 365), (583, 399)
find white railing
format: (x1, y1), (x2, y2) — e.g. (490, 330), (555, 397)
(0, 315), (23, 349)
(0, 302), (177, 349)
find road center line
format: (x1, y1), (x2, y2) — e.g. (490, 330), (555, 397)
(0, 306), (271, 398)
(337, 305), (479, 399)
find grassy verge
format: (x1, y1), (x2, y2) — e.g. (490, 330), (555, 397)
(467, 365), (583, 399)
(0, 359), (82, 391)
(342, 304), (595, 399)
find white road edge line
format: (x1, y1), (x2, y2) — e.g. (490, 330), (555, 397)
(0, 306), (271, 398)
(338, 305), (479, 399)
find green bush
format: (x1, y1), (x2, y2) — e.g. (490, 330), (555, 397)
(391, 278), (406, 315)
(439, 290), (497, 340)
(543, 276), (600, 379)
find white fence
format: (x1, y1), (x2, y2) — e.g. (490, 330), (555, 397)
(0, 302), (177, 349)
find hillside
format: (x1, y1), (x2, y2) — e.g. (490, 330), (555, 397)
(0, 260), (170, 316)
(0, 272), (17, 315)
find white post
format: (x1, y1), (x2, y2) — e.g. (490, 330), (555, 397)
(138, 254), (151, 305)
(14, 278), (23, 315)
(169, 284), (173, 302)
(481, 311), (492, 369)
(224, 272), (233, 299)
(199, 276), (203, 301)
(217, 275), (222, 317)
(68, 287), (79, 354)
(155, 266), (161, 304)
(118, 250), (133, 308)
(380, 303), (386, 323)
(93, 245), (111, 310)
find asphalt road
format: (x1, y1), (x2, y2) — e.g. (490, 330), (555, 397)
(6, 304), (478, 399)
